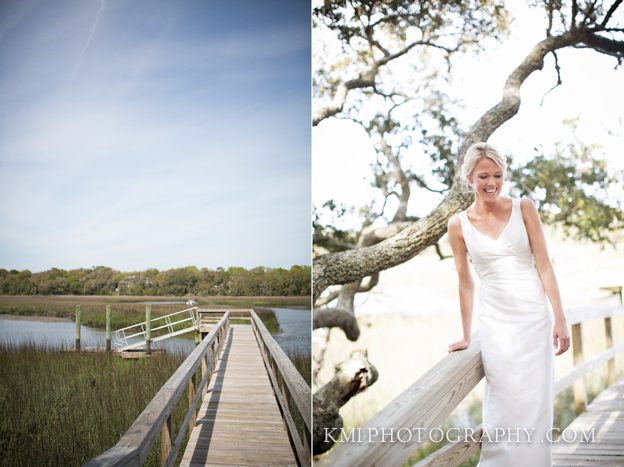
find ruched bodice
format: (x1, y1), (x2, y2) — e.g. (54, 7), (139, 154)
(460, 197), (536, 281)
(458, 197), (554, 467)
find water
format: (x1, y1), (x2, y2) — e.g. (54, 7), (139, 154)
(271, 307), (311, 356)
(0, 307), (310, 357)
(0, 318), (195, 355)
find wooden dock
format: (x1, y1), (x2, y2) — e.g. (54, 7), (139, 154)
(180, 324), (298, 466)
(552, 377), (624, 466)
(86, 310), (310, 467)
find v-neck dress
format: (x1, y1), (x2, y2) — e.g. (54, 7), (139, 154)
(458, 197), (554, 467)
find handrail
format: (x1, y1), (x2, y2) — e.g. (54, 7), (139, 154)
(84, 312), (230, 467)
(115, 307), (198, 334)
(196, 307), (254, 319)
(114, 307), (198, 348)
(316, 304), (624, 467)
(250, 310), (312, 466)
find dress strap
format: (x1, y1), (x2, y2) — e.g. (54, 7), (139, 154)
(510, 197), (518, 216)
(456, 210), (471, 240)
(455, 210), (473, 263)
(456, 209), (467, 227)
(512, 197), (524, 220)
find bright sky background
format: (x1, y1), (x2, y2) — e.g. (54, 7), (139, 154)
(313, 0), (624, 228)
(0, 0), (311, 272)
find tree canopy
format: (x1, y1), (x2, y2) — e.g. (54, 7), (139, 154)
(0, 265), (311, 297)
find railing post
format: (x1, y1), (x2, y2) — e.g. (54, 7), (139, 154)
(604, 317), (616, 386)
(75, 305), (81, 351)
(571, 322), (587, 415)
(274, 356), (290, 411)
(209, 342), (216, 375)
(160, 413), (173, 466)
(201, 354), (208, 398)
(188, 371), (197, 436)
(146, 304), (152, 356)
(105, 304), (112, 352)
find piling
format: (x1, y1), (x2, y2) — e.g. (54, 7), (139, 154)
(75, 305), (81, 351)
(146, 304), (152, 356)
(106, 304), (112, 352)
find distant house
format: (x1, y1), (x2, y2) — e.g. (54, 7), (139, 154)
(118, 275), (138, 290)
(118, 274), (154, 293)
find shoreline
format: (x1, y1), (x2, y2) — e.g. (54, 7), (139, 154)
(0, 313), (72, 323)
(0, 294), (310, 303)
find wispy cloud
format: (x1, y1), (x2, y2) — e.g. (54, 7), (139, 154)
(71, 0), (106, 81)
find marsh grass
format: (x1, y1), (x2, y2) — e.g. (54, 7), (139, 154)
(205, 296), (309, 308)
(289, 349), (312, 386)
(279, 348), (312, 449)
(0, 342), (187, 467)
(254, 307), (282, 334)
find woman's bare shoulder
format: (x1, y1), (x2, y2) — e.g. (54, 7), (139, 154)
(520, 196), (539, 225)
(447, 213), (464, 241)
(519, 196), (539, 218)
(448, 212), (462, 230)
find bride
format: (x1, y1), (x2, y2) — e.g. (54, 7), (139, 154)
(446, 142), (570, 466)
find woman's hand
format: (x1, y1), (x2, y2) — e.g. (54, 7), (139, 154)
(553, 319), (570, 356)
(448, 338), (470, 352)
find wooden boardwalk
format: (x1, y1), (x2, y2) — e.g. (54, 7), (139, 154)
(553, 377), (624, 466)
(180, 324), (297, 466)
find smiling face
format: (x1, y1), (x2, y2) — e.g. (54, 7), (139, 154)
(468, 157), (504, 201)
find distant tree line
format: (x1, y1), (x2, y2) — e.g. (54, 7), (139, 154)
(0, 265), (311, 297)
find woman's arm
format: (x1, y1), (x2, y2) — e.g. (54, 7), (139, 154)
(447, 214), (475, 352)
(520, 197), (570, 356)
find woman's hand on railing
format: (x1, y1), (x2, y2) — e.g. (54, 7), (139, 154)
(553, 318), (570, 356)
(448, 337), (471, 352)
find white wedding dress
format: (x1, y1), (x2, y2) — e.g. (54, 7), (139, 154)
(458, 197), (554, 467)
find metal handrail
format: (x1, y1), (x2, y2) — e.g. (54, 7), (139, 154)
(114, 307), (198, 348)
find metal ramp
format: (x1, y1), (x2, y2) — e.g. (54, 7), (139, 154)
(114, 307), (199, 351)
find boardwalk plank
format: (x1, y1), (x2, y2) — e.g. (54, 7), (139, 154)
(180, 325), (297, 466)
(552, 377), (624, 466)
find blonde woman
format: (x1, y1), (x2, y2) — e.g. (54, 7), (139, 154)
(447, 142), (570, 466)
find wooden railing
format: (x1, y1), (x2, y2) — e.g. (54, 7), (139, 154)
(250, 310), (312, 467)
(196, 308), (252, 332)
(316, 305), (624, 467)
(196, 308), (253, 320)
(84, 312), (230, 467)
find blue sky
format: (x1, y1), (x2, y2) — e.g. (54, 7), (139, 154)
(0, 0), (310, 272)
